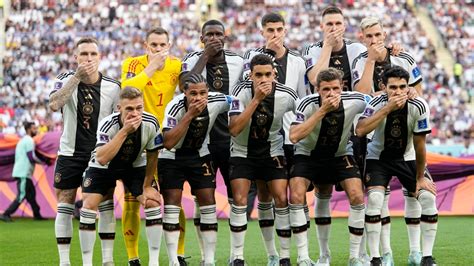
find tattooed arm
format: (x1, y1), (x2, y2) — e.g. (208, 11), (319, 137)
(49, 76), (80, 112)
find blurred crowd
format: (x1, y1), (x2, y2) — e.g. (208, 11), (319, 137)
(1, 0), (472, 145)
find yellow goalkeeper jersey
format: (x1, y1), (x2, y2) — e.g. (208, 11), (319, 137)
(121, 55), (181, 124)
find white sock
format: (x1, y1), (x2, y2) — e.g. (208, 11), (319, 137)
(404, 190), (421, 253)
(258, 201), (278, 257)
(349, 204), (365, 259)
(98, 200), (115, 264)
(418, 191), (438, 257)
(228, 198), (234, 259)
(230, 204), (247, 259)
(275, 206), (291, 259)
(145, 206), (163, 266)
(366, 189), (384, 259)
(315, 193), (332, 256)
(163, 205), (180, 265)
(55, 203), (74, 265)
(304, 203), (311, 247)
(79, 208), (97, 266)
(290, 204), (309, 261)
(200, 205), (218, 264)
(193, 198), (205, 260)
(380, 189), (392, 254)
(359, 231), (368, 257)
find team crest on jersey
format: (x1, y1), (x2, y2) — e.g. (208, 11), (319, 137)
(126, 72), (135, 79)
(417, 118), (428, 129)
(54, 82), (63, 90)
(305, 58), (314, 68)
(412, 67), (421, 78)
(296, 113), (305, 122)
(182, 63), (188, 71)
(167, 118), (177, 127)
(83, 178), (92, 188)
(231, 99), (240, 110)
(54, 173), (61, 183)
(99, 134), (109, 143)
(363, 108), (374, 117)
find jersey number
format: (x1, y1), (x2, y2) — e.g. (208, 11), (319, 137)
(202, 162), (212, 176)
(156, 93), (163, 107)
(343, 156), (353, 169)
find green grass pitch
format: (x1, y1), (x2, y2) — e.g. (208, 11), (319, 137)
(0, 217), (473, 265)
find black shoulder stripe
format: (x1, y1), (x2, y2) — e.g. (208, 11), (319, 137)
(103, 116), (120, 133)
(169, 100), (185, 117)
(224, 50), (242, 58)
(341, 94), (365, 101)
(288, 49), (302, 57)
(100, 114), (119, 132)
(102, 76), (121, 87)
(344, 39), (353, 45)
(232, 81), (251, 96)
(369, 95), (386, 107)
(143, 117), (159, 131)
(297, 96), (319, 112)
(275, 84), (298, 100)
(397, 52), (415, 64)
(408, 99), (425, 115)
(352, 52), (368, 69)
(57, 71), (75, 80)
(182, 51), (202, 62)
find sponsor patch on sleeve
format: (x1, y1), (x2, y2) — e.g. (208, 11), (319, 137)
(412, 67), (421, 78)
(167, 117), (177, 128)
(54, 82), (63, 90)
(243, 62), (250, 71)
(182, 63), (188, 71)
(231, 99), (240, 111)
(362, 107), (375, 117)
(99, 134), (109, 143)
(417, 118), (428, 129)
(154, 134), (163, 146)
(353, 70), (359, 80)
(305, 58), (314, 68)
(296, 113), (305, 122)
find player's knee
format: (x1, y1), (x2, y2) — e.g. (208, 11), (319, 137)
(232, 192), (248, 206)
(289, 191), (305, 205)
(417, 190), (437, 214)
(367, 188), (385, 213)
(347, 187), (364, 206)
(273, 193), (288, 208)
(145, 199), (160, 208)
(82, 200), (98, 211)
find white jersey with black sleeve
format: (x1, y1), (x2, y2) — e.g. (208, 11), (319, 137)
(51, 72), (120, 158)
(292, 91), (370, 158)
(159, 92), (233, 160)
(243, 47), (310, 145)
(229, 80), (298, 159)
(89, 111), (163, 169)
(362, 95), (431, 161)
(303, 39), (366, 92)
(351, 49), (423, 92)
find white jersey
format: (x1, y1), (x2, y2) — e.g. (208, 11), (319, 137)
(181, 50), (244, 145)
(352, 49), (423, 92)
(243, 46), (310, 145)
(303, 39), (366, 91)
(89, 111), (163, 169)
(160, 92), (232, 160)
(229, 80), (298, 158)
(293, 92), (370, 157)
(362, 94), (431, 161)
(51, 72), (120, 157)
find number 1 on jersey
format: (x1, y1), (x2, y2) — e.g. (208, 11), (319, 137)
(156, 93), (163, 107)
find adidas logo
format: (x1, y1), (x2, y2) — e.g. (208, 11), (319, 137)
(124, 229), (135, 236)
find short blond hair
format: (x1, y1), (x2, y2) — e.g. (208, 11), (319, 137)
(359, 17), (383, 31)
(120, 87), (143, 100)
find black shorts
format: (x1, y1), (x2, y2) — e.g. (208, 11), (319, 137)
(291, 155), (361, 184)
(229, 156), (287, 181)
(53, 155), (90, 189)
(82, 167), (146, 197)
(283, 144), (295, 177)
(158, 155), (216, 190)
(209, 143), (232, 197)
(351, 135), (368, 175)
(365, 160), (432, 193)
